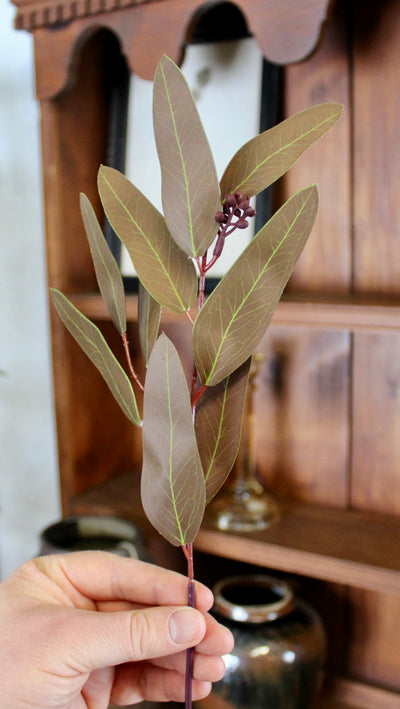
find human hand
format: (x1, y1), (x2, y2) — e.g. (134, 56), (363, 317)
(0, 551), (233, 708)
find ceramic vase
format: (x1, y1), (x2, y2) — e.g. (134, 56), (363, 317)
(39, 515), (148, 560)
(210, 574), (326, 709)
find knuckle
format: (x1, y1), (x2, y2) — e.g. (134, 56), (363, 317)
(128, 610), (154, 659)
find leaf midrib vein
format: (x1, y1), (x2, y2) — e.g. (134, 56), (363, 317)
(165, 345), (185, 544)
(160, 63), (195, 256)
(204, 378), (230, 485)
(231, 112), (336, 195)
(57, 297), (137, 422)
(102, 173), (186, 311)
(87, 209), (125, 333)
(205, 193), (311, 382)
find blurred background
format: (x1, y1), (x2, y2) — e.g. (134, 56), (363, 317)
(0, 2), (60, 578)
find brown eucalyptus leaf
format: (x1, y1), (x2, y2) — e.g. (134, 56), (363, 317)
(141, 333), (206, 546)
(195, 357), (251, 503)
(98, 165), (197, 313)
(138, 281), (161, 364)
(220, 102), (343, 200)
(153, 55), (220, 257)
(192, 185), (319, 386)
(80, 193), (126, 335)
(51, 289), (140, 426)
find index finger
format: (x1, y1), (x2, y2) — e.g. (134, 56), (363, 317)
(34, 552), (214, 611)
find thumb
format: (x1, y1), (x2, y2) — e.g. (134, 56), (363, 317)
(64, 605), (207, 672)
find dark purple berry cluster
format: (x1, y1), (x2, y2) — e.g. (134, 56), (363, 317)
(201, 191), (256, 271)
(215, 191), (256, 230)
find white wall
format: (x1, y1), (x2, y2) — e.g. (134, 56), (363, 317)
(0, 4), (60, 578)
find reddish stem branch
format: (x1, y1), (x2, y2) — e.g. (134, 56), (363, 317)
(185, 309), (194, 326)
(190, 256), (209, 416)
(192, 383), (207, 409)
(190, 363), (199, 418)
(122, 332), (144, 392)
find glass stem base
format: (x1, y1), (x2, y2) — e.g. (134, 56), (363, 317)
(208, 477), (279, 532)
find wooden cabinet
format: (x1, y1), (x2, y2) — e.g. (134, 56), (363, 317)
(11, 0), (400, 706)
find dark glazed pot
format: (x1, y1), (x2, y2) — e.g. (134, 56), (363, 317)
(211, 574), (326, 709)
(39, 515), (149, 560)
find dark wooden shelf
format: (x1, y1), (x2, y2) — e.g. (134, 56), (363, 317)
(108, 697), (380, 708)
(108, 674), (400, 709)
(197, 503), (400, 596)
(69, 291), (400, 333)
(109, 698), (364, 709)
(70, 472), (400, 596)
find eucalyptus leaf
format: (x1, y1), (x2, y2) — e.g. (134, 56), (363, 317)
(220, 102), (343, 200)
(195, 357), (251, 503)
(192, 185), (319, 386)
(153, 55), (220, 258)
(141, 333), (206, 546)
(138, 282), (161, 365)
(98, 165), (197, 313)
(80, 193), (126, 334)
(51, 289), (141, 426)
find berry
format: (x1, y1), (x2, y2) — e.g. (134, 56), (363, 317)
(225, 194), (236, 208)
(215, 211), (226, 224)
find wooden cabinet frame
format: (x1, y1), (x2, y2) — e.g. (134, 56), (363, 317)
(11, 1), (400, 706)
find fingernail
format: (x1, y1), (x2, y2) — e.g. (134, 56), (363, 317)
(169, 608), (201, 644)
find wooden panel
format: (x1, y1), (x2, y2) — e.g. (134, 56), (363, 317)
(282, 0), (351, 293)
(350, 1), (400, 687)
(347, 590), (400, 692)
(41, 32), (139, 510)
(325, 676), (400, 709)
(40, 30), (114, 291)
(352, 334), (400, 513)
(350, 334), (400, 689)
(352, 0), (400, 295)
(351, 0), (400, 510)
(254, 328), (350, 506)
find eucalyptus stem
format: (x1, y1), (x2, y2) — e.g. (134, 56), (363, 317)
(183, 250), (209, 708)
(121, 331), (144, 391)
(183, 217), (243, 706)
(182, 543), (195, 709)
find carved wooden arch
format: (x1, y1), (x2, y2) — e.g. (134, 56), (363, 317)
(12, 0), (336, 100)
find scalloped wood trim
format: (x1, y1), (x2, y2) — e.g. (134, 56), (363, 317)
(12, 0), (166, 31)
(13, 0), (336, 98)
(13, 0), (334, 67)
